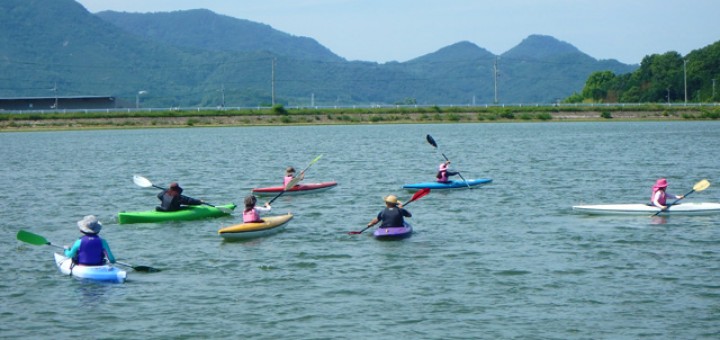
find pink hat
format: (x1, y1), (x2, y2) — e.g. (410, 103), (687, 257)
(654, 178), (668, 188)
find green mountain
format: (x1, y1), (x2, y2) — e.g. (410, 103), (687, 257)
(1, 0), (638, 108)
(96, 9), (343, 62)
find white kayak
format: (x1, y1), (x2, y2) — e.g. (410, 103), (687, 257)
(572, 202), (720, 216)
(54, 253), (127, 283)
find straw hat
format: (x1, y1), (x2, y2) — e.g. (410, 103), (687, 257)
(384, 195), (399, 204)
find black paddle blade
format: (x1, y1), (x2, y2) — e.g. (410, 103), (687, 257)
(134, 266), (160, 273)
(426, 134), (438, 148)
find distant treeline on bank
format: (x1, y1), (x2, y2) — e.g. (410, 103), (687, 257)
(1, 104), (718, 131)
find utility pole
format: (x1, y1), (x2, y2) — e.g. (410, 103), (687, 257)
(666, 88), (670, 104)
(493, 56), (499, 105)
(713, 78), (716, 101)
(683, 59), (688, 104)
(219, 84), (225, 108)
(271, 58), (276, 106)
(51, 82), (58, 109)
(311, 93), (315, 107)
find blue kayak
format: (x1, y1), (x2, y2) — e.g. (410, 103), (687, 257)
(54, 253), (127, 283)
(402, 178), (492, 190)
(373, 222), (413, 240)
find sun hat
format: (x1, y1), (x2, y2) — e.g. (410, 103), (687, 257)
(654, 178), (668, 188)
(77, 215), (102, 234)
(384, 195), (399, 204)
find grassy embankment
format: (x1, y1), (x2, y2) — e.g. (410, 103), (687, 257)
(1, 104), (718, 131)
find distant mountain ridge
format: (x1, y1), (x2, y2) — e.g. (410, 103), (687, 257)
(504, 35), (582, 59)
(0, 0), (639, 107)
(96, 9), (343, 62)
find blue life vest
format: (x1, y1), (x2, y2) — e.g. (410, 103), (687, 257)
(76, 235), (105, 265)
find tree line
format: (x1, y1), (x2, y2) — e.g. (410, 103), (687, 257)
(566, 40), (719, 103)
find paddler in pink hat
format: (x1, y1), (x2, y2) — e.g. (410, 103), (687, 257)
(650, 178), (684, 210)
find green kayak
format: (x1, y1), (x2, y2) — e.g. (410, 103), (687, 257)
(118, 204), (236, 224)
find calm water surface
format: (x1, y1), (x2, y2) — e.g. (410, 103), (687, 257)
(1, 122), (719, 339)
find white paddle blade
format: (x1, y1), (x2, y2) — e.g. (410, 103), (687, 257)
(285, 176), (302, 190)
(133, 175), (153, 188)
(694, 179), (710, 192)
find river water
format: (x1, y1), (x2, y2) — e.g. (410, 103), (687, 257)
(1, 122), (719, 339)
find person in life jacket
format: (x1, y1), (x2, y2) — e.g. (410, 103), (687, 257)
(283, 166), (305, 187)
(243, 195), (271, 223)
(436, 160), (459, 183)
(156, 182), (203, 212)
(366, 194), (412, 229)
(650, 178), (684, 210)
(64, 215), (116, 266)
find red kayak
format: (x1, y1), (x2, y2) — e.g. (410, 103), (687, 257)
(251, 181), (338, 196)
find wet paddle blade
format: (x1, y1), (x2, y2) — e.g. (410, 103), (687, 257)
(135, 266), (160, 273)
(116, 261), (161, 273)
(133, 174), (154, 188)
(426, 134), (438, 148)
(694, 179), (710, 192)
(411, 188), (430, 201)
(16, 230), (49, 246)
(285, 176), (302, 191)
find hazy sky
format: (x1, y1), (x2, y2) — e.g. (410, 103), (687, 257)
(75, 0), (719, 64)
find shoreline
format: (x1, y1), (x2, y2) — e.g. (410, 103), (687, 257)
(0, 109), (715, 132)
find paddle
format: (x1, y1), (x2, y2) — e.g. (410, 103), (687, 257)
(268, 155), (323, 205)
(348, 188), (430, 235)
(16, 230), (159, 273)
(132, 175), (231, 214)
(426, 134), (471, 188)
(268, 176), (301, 205)
(651, 179), (710, 216)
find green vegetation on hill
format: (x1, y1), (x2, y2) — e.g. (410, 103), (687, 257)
(1, 0), (640, 109)
(567, 41), (720, 103)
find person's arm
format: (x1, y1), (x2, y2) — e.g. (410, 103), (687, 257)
(64, 239), (81, 258)
(256, 203), (272, 213)
(400, 207), (412, 218)
(180, 195), (203, 206)
(101, 239), (116, 263)
(367, 211), (382, 227)
(667, 193), (683, 200)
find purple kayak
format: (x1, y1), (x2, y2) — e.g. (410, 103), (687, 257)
(373, 222), (413, 240)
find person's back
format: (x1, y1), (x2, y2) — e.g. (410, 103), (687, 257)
(379, 206), (410, 228)
(157, 182), (201, 212)
(367, 194), (412, 229)
(75, 234), (105, 265)
(64, 215), (115, 266)
(243, 195), (271, 223)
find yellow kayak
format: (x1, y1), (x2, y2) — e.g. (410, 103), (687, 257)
(218, 213), (294, 240)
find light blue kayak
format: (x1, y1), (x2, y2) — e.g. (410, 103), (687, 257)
(54, 253), (127, 283)
(403, 178), (492, 190)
